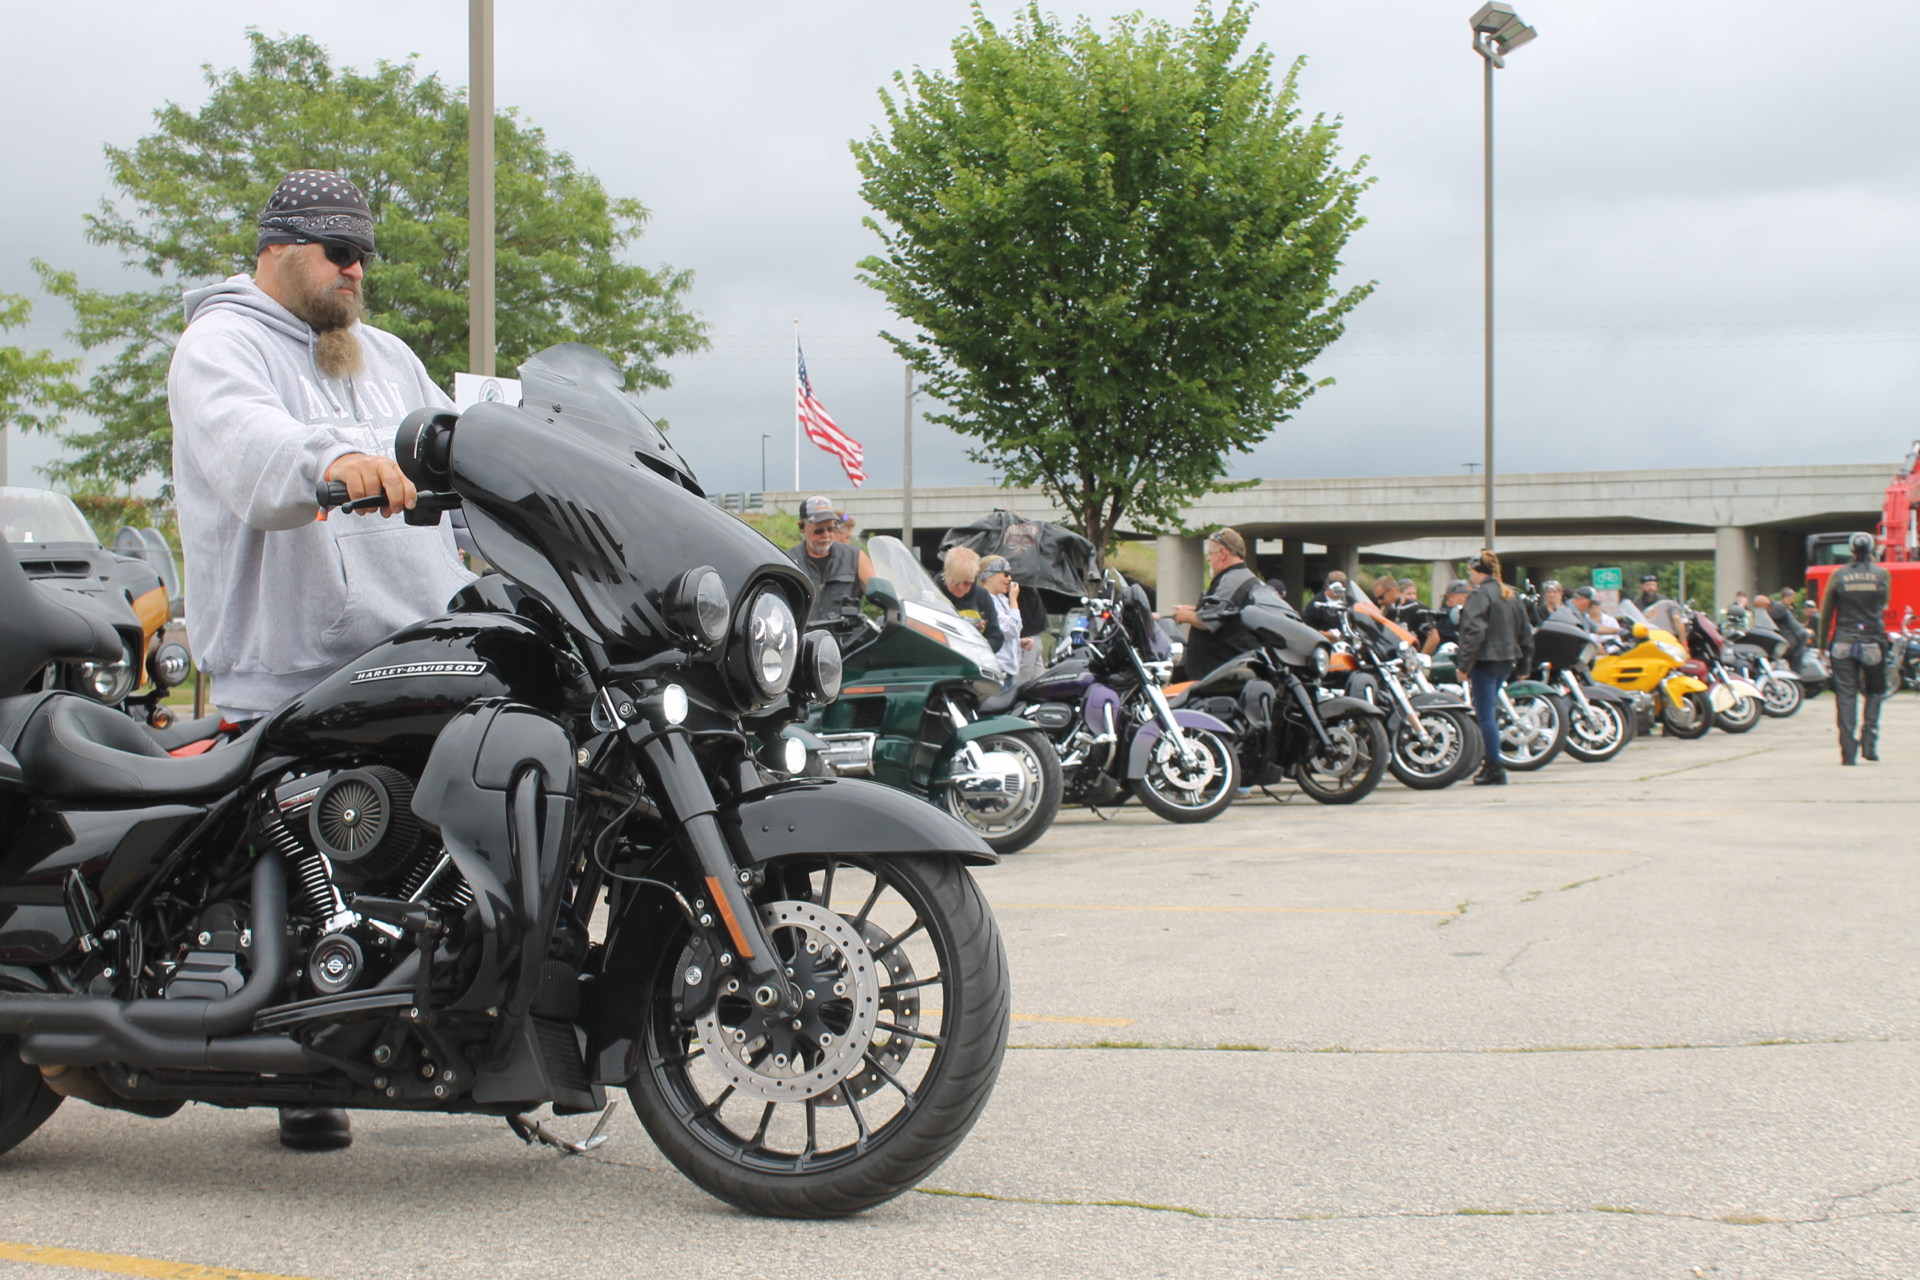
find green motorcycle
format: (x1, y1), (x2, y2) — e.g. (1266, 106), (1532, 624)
(797, 536), (1063, 854)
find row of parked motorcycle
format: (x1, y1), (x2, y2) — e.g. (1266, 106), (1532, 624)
(792, 538), (1873, 854)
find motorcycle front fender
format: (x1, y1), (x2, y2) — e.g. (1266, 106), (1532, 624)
(1575, 682), (1632, 704)
(1407, 690), (1468, 710)
(1505, 680), (1557, 698)
(1662, 674), (1709, 705)
(1723, 677), (1763, 701)
(930, 713), (1041, 782)
(587, 776), (994, 1086)
(1126, 709), (1234, 779)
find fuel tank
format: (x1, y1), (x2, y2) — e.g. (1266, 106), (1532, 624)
(263, 611), (581, 758)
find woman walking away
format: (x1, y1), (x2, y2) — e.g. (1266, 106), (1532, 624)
(1455, 549), (1534, 786)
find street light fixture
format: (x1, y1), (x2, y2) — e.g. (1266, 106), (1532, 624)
(1469, 2), (1537, 551)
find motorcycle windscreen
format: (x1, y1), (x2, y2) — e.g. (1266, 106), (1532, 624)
(864, 535), (1001, 673)
(448, 367), (807, 656)
(1242, 601), (1325, 659)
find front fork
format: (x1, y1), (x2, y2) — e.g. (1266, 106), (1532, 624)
(632, 727), (799, 1016)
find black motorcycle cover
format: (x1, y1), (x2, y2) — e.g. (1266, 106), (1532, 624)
(938, 511), (1095, 606)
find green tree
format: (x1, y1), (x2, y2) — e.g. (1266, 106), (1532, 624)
(0, 293), (81, 436)
(855, 2), (1372, 563)
(36, 29), (705, 494)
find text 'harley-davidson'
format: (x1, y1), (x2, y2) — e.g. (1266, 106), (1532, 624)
(0, 344), (1011, 1220)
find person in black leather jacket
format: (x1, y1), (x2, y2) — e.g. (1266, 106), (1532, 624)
(1172, 528), (1260, 680)
(1817, 533), (1892, 764)
(1455, 550), (1533, 787)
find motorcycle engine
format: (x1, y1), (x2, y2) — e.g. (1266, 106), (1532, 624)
(261, 768), (471, 998)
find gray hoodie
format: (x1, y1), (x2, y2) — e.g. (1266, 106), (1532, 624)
(168, 274), (475, 717)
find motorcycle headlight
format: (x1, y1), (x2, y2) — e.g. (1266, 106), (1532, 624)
(667, 566), (730, 650)
(798, 630), (843, 703)
(77, 643), (137, 704)
(746, 589), (801, 696)
(1313, 644), (1331, 677)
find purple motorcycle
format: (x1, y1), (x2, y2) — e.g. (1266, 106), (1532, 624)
(982, 574), (1240, 823)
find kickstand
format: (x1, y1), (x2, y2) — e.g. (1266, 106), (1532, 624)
(1260, 786), (1294, 803)
(507, 1101), (617, 1156)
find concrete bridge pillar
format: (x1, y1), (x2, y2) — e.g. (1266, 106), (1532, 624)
(1155, 535), (1205, 615)
(1430, 560), (1455, 606)
(1715, 526), (1759, 608)
(1325, 544), (1359, 583)
(1280, 539), (1306, 601)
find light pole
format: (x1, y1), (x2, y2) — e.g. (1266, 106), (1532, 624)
(761, 434), (770, 494)
(469, 0), (495, 377)
(1469, 3), (1537, 551)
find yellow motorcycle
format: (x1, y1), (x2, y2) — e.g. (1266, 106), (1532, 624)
(1589, 602), (1723, 739)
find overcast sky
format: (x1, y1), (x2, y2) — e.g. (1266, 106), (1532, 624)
(4, 1), (1917, 499)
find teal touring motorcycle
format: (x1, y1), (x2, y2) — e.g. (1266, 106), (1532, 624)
(794, 537), (1063, 854)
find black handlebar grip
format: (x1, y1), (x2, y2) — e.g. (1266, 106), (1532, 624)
(317, 479), (351, 509)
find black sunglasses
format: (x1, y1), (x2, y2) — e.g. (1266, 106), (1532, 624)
(303, 238), (375, 269)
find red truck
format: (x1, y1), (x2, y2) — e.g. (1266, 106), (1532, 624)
(1803, 441), (1920, 629)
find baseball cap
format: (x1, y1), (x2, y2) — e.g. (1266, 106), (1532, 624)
(1446, 579), (1471, 596)
(1573, 586), (1596, 601)
(1639, 573), (1659, 584)
(799, 495), (836, 524)
(979, 555), (1011, 578)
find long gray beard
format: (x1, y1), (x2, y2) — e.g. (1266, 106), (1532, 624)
(315, 328), (364, 379)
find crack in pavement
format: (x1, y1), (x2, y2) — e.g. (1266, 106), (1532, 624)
(910, 1188), (1920, 1229)
(1635, 746), (1774, 781)
(1007, 1035), (1912, 1055)
(1498, 940), (1536, 986)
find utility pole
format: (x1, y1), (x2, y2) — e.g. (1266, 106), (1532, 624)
(761, 434), (769, 494)
(902, 363), (915, 557)
(469, 0), (496, 376)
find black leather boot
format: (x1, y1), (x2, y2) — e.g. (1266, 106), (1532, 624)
(279, 1106), (352, 1151)
(1472, 764), (1507, 786)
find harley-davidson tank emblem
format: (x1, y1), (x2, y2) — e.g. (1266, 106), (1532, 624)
(350, 661), (488, 684)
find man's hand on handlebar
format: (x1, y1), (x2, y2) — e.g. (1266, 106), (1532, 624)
(325, 453), (416, 518)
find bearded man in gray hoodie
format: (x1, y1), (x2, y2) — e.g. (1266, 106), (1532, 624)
(167, 170), (475, 1151)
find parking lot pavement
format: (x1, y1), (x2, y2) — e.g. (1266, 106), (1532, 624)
(3, 697), (1916, 1278)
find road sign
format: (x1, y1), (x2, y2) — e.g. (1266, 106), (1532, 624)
(1592, 566), (1622, 592)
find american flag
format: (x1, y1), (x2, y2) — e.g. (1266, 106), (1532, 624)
(797, 346), (865, 487)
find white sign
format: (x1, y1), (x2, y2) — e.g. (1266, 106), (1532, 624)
(452, 373), (523, 410)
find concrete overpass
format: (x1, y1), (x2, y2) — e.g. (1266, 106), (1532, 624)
(756, 462), (1892, 609)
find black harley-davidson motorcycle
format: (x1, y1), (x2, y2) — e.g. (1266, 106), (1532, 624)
(0, 345), (1010, 1219)
(1168, 587), (1390, 804)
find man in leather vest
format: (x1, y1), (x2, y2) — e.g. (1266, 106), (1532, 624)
(1817, 531), (1892, 764)
(1171, 528), (1259, 681)
(787, 495), (871, 625)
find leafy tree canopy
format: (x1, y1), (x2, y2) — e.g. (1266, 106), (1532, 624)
(0, 294), (81, 436)
(35, 29), (705, 494)
(855, 1), (1372, 562)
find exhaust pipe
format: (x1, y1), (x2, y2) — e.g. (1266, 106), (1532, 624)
(0, 852), (324, 1072)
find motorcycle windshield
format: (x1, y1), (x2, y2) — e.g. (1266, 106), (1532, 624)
(864, 535), (1001, 672)
(447, 344), (808, 657)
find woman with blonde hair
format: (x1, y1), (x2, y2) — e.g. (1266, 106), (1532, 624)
(940, 546), (1004, 654)
(1455, 549), (1534, 786)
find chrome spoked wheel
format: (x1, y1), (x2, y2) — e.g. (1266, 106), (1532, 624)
(1497, 693), (1566, 771)
(1564, 700), (1631, 763)
(631, 854), (1009, 1218)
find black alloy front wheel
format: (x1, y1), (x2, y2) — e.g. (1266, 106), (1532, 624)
(628, 853), (1010, 1218)
(1294, 714), (1389, 805)
(1659, 689), (1716, 738)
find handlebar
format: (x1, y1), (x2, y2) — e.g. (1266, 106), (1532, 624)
(316, 479), (393, 515)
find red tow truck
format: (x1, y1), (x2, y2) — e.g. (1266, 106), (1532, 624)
(1803, 441), (1920, 629)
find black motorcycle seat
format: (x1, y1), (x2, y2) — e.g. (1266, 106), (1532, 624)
(11, 693), (259, 800)
(978, 679), (1027, 715)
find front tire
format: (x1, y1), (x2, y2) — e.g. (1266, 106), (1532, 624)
(941, 730), (1063, 855)
(1134, 728), (1240, 823)
(1660, 690), (1715, 738)
(1294, 715), (1389, 805)
(1388, 708), (1477, 790)
(1563, 698), (1633, 764)
(1759, 674), (1803, 718)
(1714, 690), (1761, 733)
(0, 1035), (62, 1160)
(1497, 692), (1567, 771)
(628, 854), (1010, 1218)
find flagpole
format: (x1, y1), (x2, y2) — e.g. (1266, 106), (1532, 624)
(793, 318), (801, 492)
